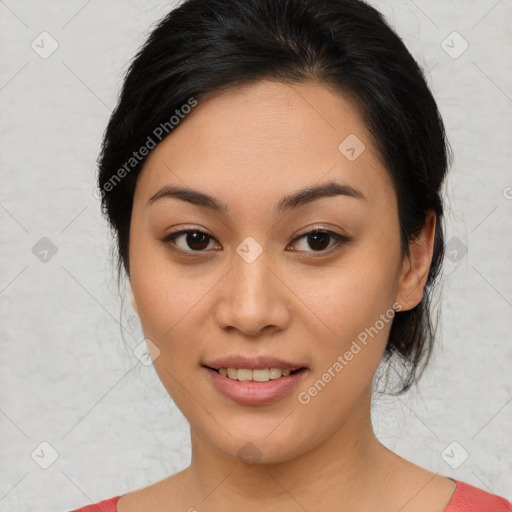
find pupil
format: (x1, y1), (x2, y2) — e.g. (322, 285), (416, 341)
(187, 231), (209, 250)
(308, 232), (329, 251)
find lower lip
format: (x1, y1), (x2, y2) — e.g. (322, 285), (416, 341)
(203, 366), (308, 406)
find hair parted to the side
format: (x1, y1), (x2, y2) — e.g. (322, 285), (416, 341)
(97, 0), (452, 395)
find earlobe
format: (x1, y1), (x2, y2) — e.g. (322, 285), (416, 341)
(395, 211), (437, 311)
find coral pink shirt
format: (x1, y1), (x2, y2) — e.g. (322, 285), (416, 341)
(69, 480), (511, 511)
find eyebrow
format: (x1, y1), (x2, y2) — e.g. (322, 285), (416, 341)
(147, 180), (365, 215)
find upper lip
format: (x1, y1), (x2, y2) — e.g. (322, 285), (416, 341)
(203, 355), (307, 371)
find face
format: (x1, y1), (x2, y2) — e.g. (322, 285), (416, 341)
(128, 80), (427, 464)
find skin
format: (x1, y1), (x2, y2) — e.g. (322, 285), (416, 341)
(120, 80), (456, 512)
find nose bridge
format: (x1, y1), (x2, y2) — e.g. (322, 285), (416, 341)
(234, 247), (270, 299)
(215, 237), (290, 334)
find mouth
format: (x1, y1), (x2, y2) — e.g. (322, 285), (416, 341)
(203, 365), (307, 382)
(202, 364), (309, 405)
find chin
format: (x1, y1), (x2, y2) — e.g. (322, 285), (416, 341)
(198, 420), (315, 467)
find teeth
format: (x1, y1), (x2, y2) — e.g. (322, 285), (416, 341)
(217, 367), (295, 382)
(237, 368), (252, 381)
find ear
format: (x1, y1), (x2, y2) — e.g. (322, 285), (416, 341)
(395, 210), (437, 311)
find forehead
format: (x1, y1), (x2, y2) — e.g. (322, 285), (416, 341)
(134, 79), (395, 212)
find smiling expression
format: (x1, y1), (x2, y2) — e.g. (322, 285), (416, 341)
(128, 79), (422, 463)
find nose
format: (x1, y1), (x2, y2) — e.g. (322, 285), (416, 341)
(214, 247), (291, 337)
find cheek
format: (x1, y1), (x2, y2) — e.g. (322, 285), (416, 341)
(291, 239), (401, 399)
(292, 259), (398, 431)
(298, 248), (400, 341)
(131, 271), (207, 359)
(128, 234), (227, 401)
(129, 260), (207, 407)
(129, 228), (205, 335)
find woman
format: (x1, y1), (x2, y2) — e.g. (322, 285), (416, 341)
(71, 0), (511, 510)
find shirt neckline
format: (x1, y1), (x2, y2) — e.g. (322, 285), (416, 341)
(116, 478), (462, 511)
(443, 477), (459, 510)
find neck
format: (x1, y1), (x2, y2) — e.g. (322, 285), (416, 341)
(180, 389), (394, 511)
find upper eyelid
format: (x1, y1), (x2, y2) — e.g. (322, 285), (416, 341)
(163, 227), (347, 252)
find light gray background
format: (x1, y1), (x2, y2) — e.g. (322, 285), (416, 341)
(0, 1), (511, 511)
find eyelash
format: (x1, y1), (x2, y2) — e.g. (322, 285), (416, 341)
(161, 227), (351, 257)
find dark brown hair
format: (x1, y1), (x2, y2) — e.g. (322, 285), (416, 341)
(97, 0), (452, 394)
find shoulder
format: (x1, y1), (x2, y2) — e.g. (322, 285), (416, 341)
(444, 480), (511, 512)
(69, 496), (120, 512)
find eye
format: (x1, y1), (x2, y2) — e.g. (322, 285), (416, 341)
(288, 229), (350, 254)
(162, 227), (350, 256)
(162, 229), (220, 254)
